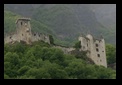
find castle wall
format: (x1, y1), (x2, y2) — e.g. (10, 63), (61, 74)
(31, 33), (50, 44)
(78, 36), (89, 51)
(79, 34), (107, 67)
(4, 18), (50, 44)
(87, 35), (96, 62)
(92, 39), (107, 67)
(99, 39), (107, 67)
(53, 46), (75, 54)
(4, 33), (19, 44)
(93, 40), (101, 65)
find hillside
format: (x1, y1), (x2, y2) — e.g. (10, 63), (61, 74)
(4, 4), (116, 79)
(4, 10), (76, 46)
(90, 4), (116, 30)
(4, 41), (116, 79)
(4, 10), (55, 35)
(4, 4), (116, 45)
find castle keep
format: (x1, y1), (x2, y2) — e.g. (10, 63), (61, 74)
(78, 34), (107, 67)
(4, 18), (50, 44)
(4, 18), (107, 67)
(54, 34), (107, 67)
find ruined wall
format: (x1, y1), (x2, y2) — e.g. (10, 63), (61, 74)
(92, 39), (107, 67)
(4, 18), (50, 44)
(31, 32), (50, 44)
(53, 45), (75, 54)
(16, 19), (32, 44)
(98, 39), (107, 67)
(79, 34), (107, 67)
(4, 33), (19, 44)
(78, 36), (89, 51)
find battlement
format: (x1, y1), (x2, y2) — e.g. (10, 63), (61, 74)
(15, 17), (31, 24)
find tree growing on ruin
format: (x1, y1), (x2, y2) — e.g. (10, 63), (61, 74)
(74, 41), (81, 50)
(49, 35), (54, 45)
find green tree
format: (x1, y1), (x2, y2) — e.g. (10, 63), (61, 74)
(73, 41), (81, 50)
(106, 44), (116, 64)
(49, 35), (54, 45)
(49, 48), (64, 65)
(4, 40), (116, 79)
(18, 66), (30, 76)
(4, 74), (10, 79)
(35, 68), (51, 79)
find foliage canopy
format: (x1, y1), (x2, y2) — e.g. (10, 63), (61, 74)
(4, 41), (116, 79)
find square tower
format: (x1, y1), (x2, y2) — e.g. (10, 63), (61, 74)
(79, 34), (107, 67)
(15, 18), (32, 44)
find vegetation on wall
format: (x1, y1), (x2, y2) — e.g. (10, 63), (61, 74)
(73, 41), (81, 50)
(106, 44), (116, 65)
(49, 35), (54, 45)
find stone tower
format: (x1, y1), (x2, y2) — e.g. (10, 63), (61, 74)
(4, 18), (51, 44)
(78, 34), (107, 67)
(15, 18), (32, 44)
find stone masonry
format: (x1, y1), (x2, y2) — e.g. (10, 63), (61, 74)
(4, 18), (50, 44)
(78, 34), (107, 67)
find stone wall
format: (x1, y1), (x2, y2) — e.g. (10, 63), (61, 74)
(4, 18), (50, 44)
(78, 34), (107, 67)
(4, 33), (19, 44)
(31, 32), (50, 44)
(53, 45), (75, 54)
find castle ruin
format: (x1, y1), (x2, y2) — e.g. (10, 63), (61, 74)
(54, 34), (107, 67)
(4, 18), (50, 44)
(4, 18), (107, 67)
(78, 34), (107, 67)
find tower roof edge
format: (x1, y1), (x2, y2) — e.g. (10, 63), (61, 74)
(15, 18), (31, 24)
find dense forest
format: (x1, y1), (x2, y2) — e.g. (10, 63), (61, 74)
(4, 41), (116, 79)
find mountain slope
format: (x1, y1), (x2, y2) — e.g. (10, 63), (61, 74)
(32, 5), (104, 37)
(4, 10), (73, 46)
(90, 4), (116, 30)
(4, 4), (116, 45)
(4, 10), (55, 37)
